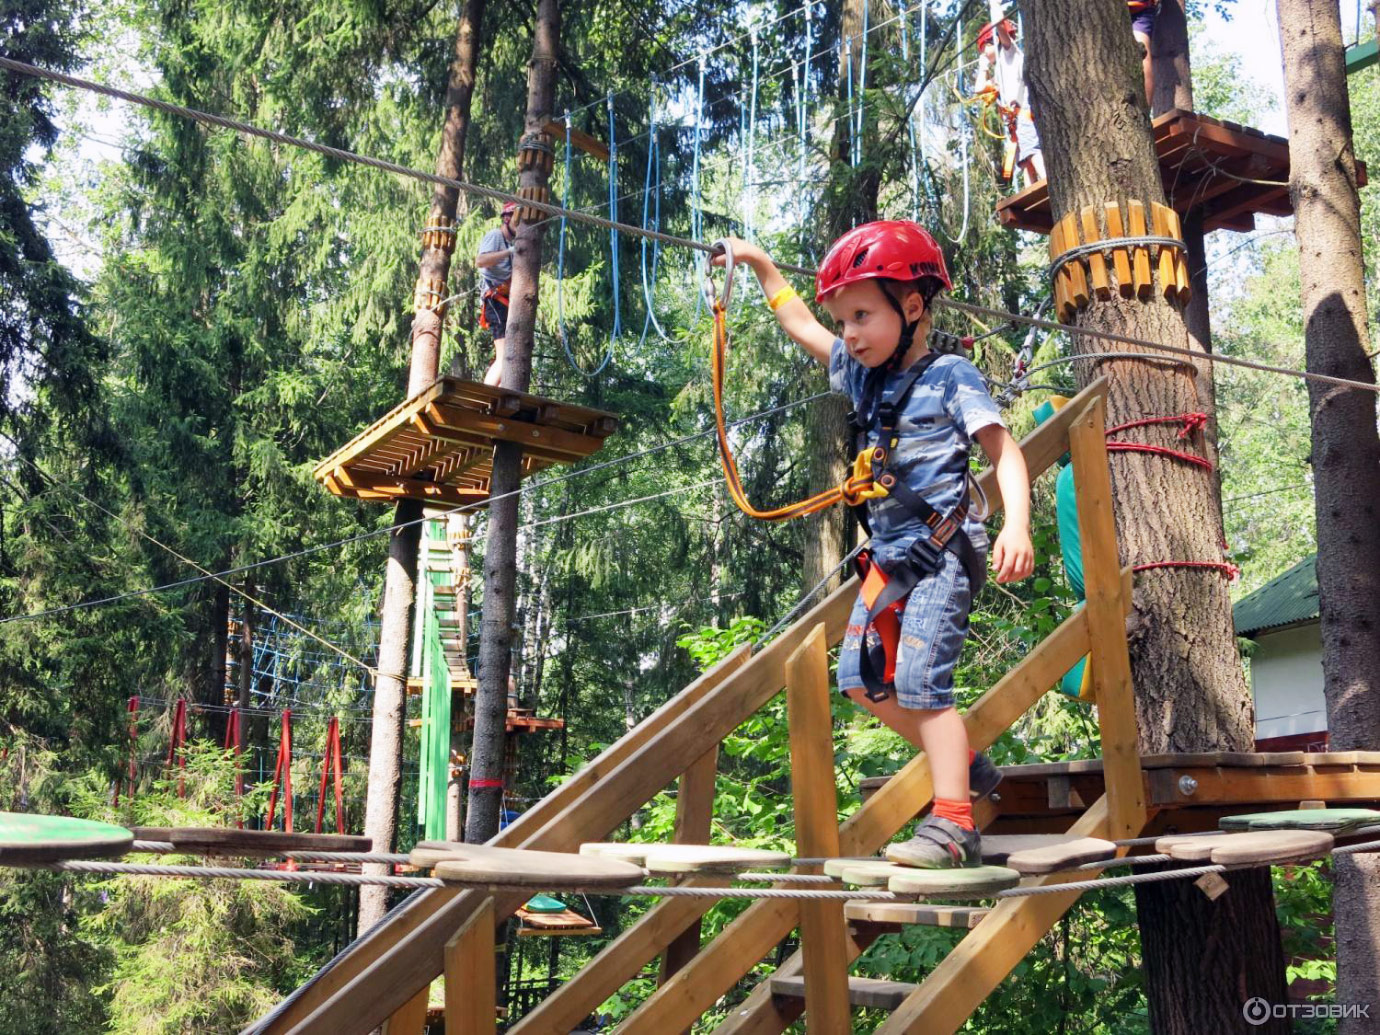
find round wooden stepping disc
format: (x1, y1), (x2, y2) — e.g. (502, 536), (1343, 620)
(1005, 837), (1118, 875)
(0, 812), (133, 866)
(886, 865), (1022, 898)
(421, 843), (645, 888)
(641, 845), (792, 875)
(1219, 808), (1380, 833)
(578, 843), (651, 865)
(981, 834), (1091, 865)
(838, 860), (915, 887)
(130, 827), (372, 857)
(822, 857), (883, 878)
(1156, 830), (1334, 866)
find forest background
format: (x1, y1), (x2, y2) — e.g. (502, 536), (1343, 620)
(0, 0), (1377, 1030)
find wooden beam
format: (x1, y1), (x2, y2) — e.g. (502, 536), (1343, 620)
(1068, 397), (1145, 841)
(544, 118), (610, 161)
(325, 469), (493, 507)
(660, 745), (719, 994)
(874, 797), (1121, 1034)
(785, 625), (851, 1034)
(444, 898), (496, 1035)
(1148, 767), (1380, 807)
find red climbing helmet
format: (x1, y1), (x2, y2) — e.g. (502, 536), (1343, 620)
(502, 201), (519, 217)
(815, 220), (952, 304)
(976, 18), (1017, 51)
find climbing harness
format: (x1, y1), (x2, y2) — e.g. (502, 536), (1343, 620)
(478, 282), (509, 331)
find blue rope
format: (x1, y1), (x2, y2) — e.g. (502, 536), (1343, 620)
(796, 2), (813, 232)
(639, 91), (669, 344)
(605, 92), (621, 351)
(744, 29), (759, 236)
(691, 54), (706, 321)
(556, 106), (614, 378)
(845, 37), (856, 168)
(855, 0), (870, 166)
(901, 0), (920, 221)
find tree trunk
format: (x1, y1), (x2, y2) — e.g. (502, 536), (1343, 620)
(1025, 3), (1284, 1031)
(358, 0), (485, 929)
(1279, 1), (1380, 1025)
(1148, 0), (1190, 116)
(465, 0), (559, 843)
(446, 514), (472, 842)
(204, 579), (231, 745)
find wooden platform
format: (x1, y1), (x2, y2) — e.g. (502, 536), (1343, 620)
(515, 906), (602, 936)
(860, 751), (1380, 838)
(996, 109), (1369, 234)
(313, 378), (617, 507)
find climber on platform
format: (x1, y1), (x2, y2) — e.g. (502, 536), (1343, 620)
(1129, 0), (1159, 105)
(476, 201), (519, 387)
(974, 4), (1044, 185)
(713, 222), (1034, 868)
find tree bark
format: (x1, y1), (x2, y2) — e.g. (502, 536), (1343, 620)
(1278, 1), (1380, 1025)
(358, 0), (486, 930)
(1148, 0), (1191, 116)
(1025, 3), (1284, 1031)
(465, 0), (559, 843)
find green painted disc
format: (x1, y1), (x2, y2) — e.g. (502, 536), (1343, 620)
(0, 812), (133, 866)
(1220, 808), (1380, 833)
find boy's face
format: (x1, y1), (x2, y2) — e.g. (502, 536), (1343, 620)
(822, 281), (925, 368)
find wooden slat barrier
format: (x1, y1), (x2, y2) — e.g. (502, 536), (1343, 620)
(1053, 205), (1190, 321)
(254, 378), (1140, 1035)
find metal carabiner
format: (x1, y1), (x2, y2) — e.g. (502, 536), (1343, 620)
(702, 237), (735, 313)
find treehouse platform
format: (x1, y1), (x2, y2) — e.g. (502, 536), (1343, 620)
(313, 378), (618, 507)
(996, 108), (1368, 234)
(862, 750), (1380, 838)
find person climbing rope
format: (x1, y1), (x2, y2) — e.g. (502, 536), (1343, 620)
(711, 222), (1034, 869)
(1129, 0), (1160, 105)
(476, 201), (519, 386)
(973, 4), (1044, 186)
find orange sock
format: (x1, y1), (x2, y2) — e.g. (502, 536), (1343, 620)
(932, 797), (975, 831)
(968, 749), (976, 764)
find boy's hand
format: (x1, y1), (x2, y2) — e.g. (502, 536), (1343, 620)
(990, 525), (1034, 584)
(710, 236), (766, 270)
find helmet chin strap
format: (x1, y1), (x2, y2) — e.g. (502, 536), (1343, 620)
(881, 290), (923, 371)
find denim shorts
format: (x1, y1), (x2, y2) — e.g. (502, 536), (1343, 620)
(837, 547), (976, 711)
(1130, 4), (1157, 37)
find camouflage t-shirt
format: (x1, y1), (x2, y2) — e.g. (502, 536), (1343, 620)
(829, 340), (1005, 568)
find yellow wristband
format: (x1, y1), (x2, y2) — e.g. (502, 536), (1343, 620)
(767, 286), (799, 312)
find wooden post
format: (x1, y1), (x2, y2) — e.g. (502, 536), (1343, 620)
(445, 897), (497, 1035)
(659, 744), (719, 992)
(785, 624), (851, 1034)
(1067, 396), (1145, 840)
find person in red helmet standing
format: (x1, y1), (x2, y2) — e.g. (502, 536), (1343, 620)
(974, 7), (1044, 185)
(475, 201), (519, 386)
(713, 224), (1033, 868)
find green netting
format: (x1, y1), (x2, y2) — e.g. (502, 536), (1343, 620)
(417, 592), (453, 841)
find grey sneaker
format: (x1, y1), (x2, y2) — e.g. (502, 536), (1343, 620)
(886, 815), (982, 869)
(969, 752), (1003, 803)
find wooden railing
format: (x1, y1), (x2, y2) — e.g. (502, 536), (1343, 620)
(248, 377), (1146, 1035)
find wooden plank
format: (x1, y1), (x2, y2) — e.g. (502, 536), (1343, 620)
(127, 826), (369, 858)
(421, 845), (646, 886)
(1060, 212), (1090, 312)
(786, 624), (851, 1035)
(1104, 203), (1133, 297)
(1049, 219), (1072, 321)
(771, 976), (917, 1011)
(326, 470), (493, 507)
(1151, 203), (1179, 304)
(444, 897), (496, 1035)
(1157, 770), (1380, 807)
(1126, 201), (1153, 299)
(1004, 837), (1117, 874)
(873, 797), (1120, 1035)
(255, 648), (754, 1034)
(1068, 397), (1146, 842)
(1080, 206), (1110, 300)
(381, 986), (430, 1035)
(845, 902), (990, 929)
(1165, 204), (1191, 304)
(426, 404), (607, 461)
(511, 878), (728, 1035)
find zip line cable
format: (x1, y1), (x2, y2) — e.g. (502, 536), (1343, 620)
(5, 53), (1377, 399)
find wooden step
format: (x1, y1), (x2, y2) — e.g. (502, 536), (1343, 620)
(770, 976), (917, 1011)
(845, 901), (990, 929)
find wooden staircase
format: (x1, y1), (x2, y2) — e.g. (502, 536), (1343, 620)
(247, 381), (1151, 1035)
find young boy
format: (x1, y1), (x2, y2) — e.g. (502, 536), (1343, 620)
(715, 222), (1034, 867)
